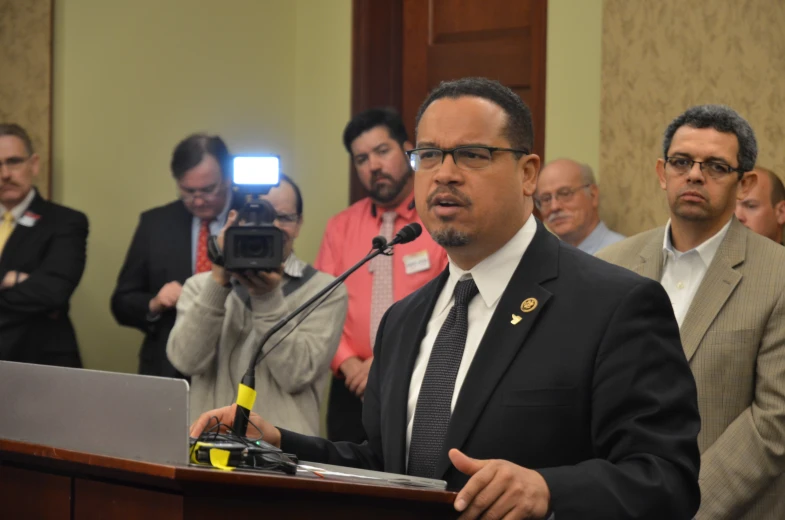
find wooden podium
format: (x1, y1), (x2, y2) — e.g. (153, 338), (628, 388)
(0, 439), (458, 519)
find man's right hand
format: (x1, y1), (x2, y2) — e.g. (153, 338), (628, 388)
(149, 281), (183, 313)
(190, 404), (282, 448)
(211, 209), (239, 287)
(340, 356), (363, 382)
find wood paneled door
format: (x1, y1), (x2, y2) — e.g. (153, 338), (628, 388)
(351, 0), (548, 203)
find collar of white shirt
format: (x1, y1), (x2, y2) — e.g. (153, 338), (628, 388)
(0, 188), (36, 222)
(662, 217), (732, 265)
(434, 214), (538, 316)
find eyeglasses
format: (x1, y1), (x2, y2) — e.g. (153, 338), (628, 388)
(664, 156), (742, 179)
(274, 213), (300, 225)
(406, 146), (529, 172)
(178, 182), (224, 202)
(534, 184), (591, 210)
(0, 156), (30, 172)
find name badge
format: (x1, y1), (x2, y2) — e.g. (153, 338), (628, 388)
(17, 211), (40, 227)
(403, 250), (431, 275)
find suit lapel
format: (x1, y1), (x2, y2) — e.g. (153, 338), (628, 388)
(434, 222), (558, 479)
(1, 192), (48, 266)
(384, 269), (448, 475)
(631, 227), (666, 281)
(680, 219), (745, 361)
(170, 202), (195, 282)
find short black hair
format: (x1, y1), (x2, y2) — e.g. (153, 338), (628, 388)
(342, 107), (409, 155)
(0, 123), (34, 155)
(415, 77), (534, 152)
(662, 105), (757, 178)
(170, 133), (232, 180)
(279, 173), (303, 216)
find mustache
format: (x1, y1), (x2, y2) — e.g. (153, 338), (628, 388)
(426, 186), (472, 208)
(547, 210), (570, 223)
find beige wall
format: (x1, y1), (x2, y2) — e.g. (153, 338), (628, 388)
(53, 0), (350, 372)
(601, 0), (785, 236)
(545, 0), (603, 177)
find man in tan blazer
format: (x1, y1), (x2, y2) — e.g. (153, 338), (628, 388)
(599, 104), (785, 519)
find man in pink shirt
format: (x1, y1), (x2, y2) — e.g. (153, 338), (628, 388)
(316, 108), (447, 442)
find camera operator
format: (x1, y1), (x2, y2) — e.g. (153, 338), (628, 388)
(167, 174), (347, 436)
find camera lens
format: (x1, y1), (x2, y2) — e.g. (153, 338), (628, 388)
(238, 236), (271, 258)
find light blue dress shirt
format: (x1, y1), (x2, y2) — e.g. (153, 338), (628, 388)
(578, 221), (625, 255)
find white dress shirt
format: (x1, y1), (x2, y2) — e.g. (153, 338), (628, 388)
(406, 214), (538, 461)
(0, 187), (36, 232)
(660, 218), (731, 327)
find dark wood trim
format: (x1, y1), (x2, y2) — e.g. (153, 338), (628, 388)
(0, 439), (457, 505)
(531, 0), (548, 158)
(349, 0), (404, 204)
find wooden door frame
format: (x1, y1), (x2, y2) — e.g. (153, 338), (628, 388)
(349, 0), (547, 205)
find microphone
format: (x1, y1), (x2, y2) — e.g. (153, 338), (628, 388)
(372, 235), (388, 250)
(388, 223), (422, 247)
(231, 229), (415, 436)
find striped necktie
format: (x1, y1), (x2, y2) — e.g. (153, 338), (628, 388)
(369, 211), (397, 346)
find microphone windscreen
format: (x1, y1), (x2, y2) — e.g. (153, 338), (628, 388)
(397, 223), (422, 244)
(372, 235), (388, 250)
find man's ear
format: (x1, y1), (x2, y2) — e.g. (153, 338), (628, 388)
(775, 200), (785, 226)
(589, 184), (600, 209)
(521, 154), (541, 197)
(738, 171), (758, 200)
(656, 158), (667, 190)
(29, 153), (40, 179)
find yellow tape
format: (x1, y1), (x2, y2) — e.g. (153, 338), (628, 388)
(190, 441), (206, 464)
(236, 383), (257, 411)
(209, 448), (235, 471)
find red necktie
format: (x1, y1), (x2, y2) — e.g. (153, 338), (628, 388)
(195, 219), (212, 274)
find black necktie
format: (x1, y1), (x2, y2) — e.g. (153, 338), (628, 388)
(408, 277), (479, 478)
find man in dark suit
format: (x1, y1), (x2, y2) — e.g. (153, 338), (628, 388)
(0, 123), (87, 367)
(191, 79), (701, 519)
(111, 134), (233, 377)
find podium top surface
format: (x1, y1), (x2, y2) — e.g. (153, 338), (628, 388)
(0, 438), (457, 504)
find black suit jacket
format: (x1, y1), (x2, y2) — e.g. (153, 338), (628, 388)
(111, 200), (193, 377)
(279, 221), (702, 519)
(0, 191), (87, 367)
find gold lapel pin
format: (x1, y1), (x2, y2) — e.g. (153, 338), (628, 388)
(511, 314), (522, 325)
(521, 298), (538, 313)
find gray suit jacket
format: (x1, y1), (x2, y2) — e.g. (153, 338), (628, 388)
(598, 218), (785, 520)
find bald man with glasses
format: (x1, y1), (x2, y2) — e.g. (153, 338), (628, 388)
(112, 133), (233, 378)
(534, 159), (624, 255)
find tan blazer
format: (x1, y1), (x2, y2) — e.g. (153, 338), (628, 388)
(598, 218), (785, 520)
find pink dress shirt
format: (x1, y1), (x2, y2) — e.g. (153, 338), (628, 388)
(315, 193), (448, 374)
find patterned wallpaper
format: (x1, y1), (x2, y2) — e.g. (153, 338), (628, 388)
(0, 0), (53, 198)
(600, 0), (785, 236)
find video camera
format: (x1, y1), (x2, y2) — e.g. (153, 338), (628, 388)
(208, 155), (285, 272)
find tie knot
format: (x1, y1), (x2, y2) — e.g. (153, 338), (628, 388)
(382, 211), (397, 224)
(200, 219), (210, 229)
(453, 278), (479, 306)
(2, 213), (12, 224)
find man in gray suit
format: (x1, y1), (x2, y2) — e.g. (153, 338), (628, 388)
(599, 104), (785, 519)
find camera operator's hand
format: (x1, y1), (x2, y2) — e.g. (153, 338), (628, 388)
(232, 266), (284, 297)
(211, 210), (239, 287)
